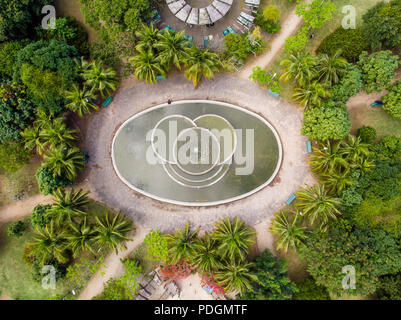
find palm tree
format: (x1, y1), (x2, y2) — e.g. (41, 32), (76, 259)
(154, 30), (190, 70)
(269, 210), (308, 252)
(183, 46), (222, 86)
(280, 51), (317, 87)
(211, 217), (255, 262)
(322, 170), (353, 194)
(34, 109), (54, 130)
(49, 188), (90, 224)
(93, 212), (133, 253)
(21, 125), (46, 155)
(308, 140), (349, 175)
(352, 157), (375, 174)
(215, 260), (257, 294)
(165, 222), (199, 264)
(190, 233), (221, 274)
(65, 84), (98, 117)
(316, 49), (347, 85)
(43, 145), (85, 181)
(135, 23), (159, 54)
(295, 184), (342, 230)
(83, 60), (119, 98)
(27, 221), (69, 265)
(129, 51), (166, 84)
(340, 134), (370, 163)
(39, 117), (79, 150)
(292, 81), (330, 109)
(66, 217), (96, 257)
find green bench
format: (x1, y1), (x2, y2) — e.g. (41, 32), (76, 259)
(102, 96), (113, 108)
(306, 141), (312, 153)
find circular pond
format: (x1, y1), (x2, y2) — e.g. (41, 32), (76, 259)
(112, 100), (282, 206)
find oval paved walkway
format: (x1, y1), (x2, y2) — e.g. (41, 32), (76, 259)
(85, 74), (312, 232)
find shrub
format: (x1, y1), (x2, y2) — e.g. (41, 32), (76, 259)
(330, 64), (363, 103)
(35, 165), (72, 195)
(357, 126), (377, 143)
(301, 101), (351, 141)
(31, 259), (68, 283)
(7, 220), (26, 238)
(31, 204), (52, 228)
(0, 82), (36, 143)
(383, 80), (401, 119)
(249, 66), (281, 92)
(254, 7), (281, 34)
(317, 28), (368, 63)
(36, 17), (90, 57)
(241, 250), (297, 300)
(143, 230), (169, 263)
(0, 40), (30, 79)
(293, 277), (331, 300)
(0, 140), (32, 173)
(357, 51), (399, 94)
(362, 0), (401, 50)
(376, 274), (401, 300)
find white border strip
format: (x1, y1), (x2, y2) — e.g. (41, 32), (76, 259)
(111, 99), (283, 207)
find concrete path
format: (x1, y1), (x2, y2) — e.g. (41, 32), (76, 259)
(77, 225), (149, 300)
(237, 5), (304, 80)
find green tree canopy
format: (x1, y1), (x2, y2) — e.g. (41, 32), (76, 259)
(301, 101), (351, 141)
(383, 80), (401, 119)
(357, 51), (399, 94)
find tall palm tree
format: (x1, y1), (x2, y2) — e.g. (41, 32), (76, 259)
(49, 188), (90, 224)
(93, 212), (133, 253)
(43, 145), (85, 181)
(34, 109), (54, 130)
(83, 60), (119, 98)
(27, 221), (69, 265)
(340, 134), (370, 163)
(165, 222), (199, 264)
(280, 51), (317, 87)
(129, 51), (166, 84)
(212, 217), (255, 262)
(39, 117), (79, 150)
(308, 140), (349, 175)
(183, 46), (222, 86)
(65, 84), (98, 117)
(295, 184), (342, 230)
(66, 217), (96, 257)
(316, 49), (347, 85)
(215, 260), (257, 294)
(190, 233), (221, 274)
(135, 23), (159, 54)
(269, 210), (308, 253)
(322, 170), (354, 195)
(292, 81), (330, 109)
(21, 125), (46, 155)
(154, 30), (190, 70)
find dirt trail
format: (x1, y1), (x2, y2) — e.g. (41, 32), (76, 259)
(77, 225), (149, 300)
(237, 6), (304, 80)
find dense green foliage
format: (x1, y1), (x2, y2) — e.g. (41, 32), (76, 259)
(7, 220), (27, 238)
(293, 277), (330, 300)
(300, 220), (401, 296)
(36, 17), (90, 57)
(13, 40), (79, 113)
(376, 274), (401, 300)
(317, 28), (368, 63)
(383, 80), (401, 119)
(0, 140), (32, 172)
(35, 165), (72, 195)
(330, 64), (363, 103)
(0, 40), (30, 79)
(301, 102), (351, 141)
(241, 250), (297, 300)
(0, 83), (36, 143)
(357, 126), (377, 143)
(362, 0), (401, 50)
(357, 51), (399, 94)
(0, 0), (50, 42)
(30, 204), (52, 229)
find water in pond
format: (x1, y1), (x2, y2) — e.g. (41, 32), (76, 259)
(112, 100), (281, 206)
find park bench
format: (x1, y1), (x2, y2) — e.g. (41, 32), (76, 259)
(285, 193), (296, 205)
(306, 141), (312, 153)
(102, 96), (113, 108)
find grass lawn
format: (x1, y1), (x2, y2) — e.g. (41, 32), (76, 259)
(0, 220), (72, 299)
(349, 104), (401, 138)
(0, 156), (41, 208)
